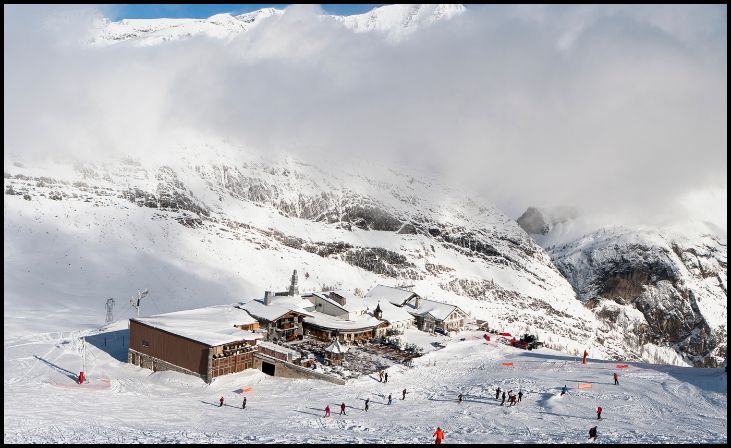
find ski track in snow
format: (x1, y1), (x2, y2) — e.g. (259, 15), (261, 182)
(4, 325), (727, 444)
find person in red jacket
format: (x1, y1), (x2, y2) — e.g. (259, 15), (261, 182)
(324, 405), (330, 417)
(219, 396), (224, 407)
(433, 427), (444, 444)
(597, 406), (602, 420)
(613, 372), (619, 385)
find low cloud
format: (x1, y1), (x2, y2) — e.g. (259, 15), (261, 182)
(4, 4), (727, 229)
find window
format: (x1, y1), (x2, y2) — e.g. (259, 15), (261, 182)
(142, 340), (149, 347)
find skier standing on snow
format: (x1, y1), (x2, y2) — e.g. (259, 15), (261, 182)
(596, 406), (602, 420)
(388, 394), (392, 405)
(495, 387), (501, 400)
(325, 405), (331, 417)
(588, 426), (597, 441)
(242, 397), (247, 409)
(402, 389), (407, 400)
(433, 427), (444, 445)
(219, 396), (224, 407)
(365, 398), (369, 412)
(458, 393), (463, 403)
(501, 392), (506, 406)
(379, 371), (384, 382)
(518, 390), (523, 403)
(613, 372), (619, 385)
(340, 402), (347, 415)
(384, 372), (388, 383)
(561, 385), (568, 396)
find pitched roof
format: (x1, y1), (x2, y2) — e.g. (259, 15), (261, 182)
(364, 285), (419, 306)
(329, 290), (368, 313)
(325, 340), (349, 354)
(304, 310), (385, 331)
(404, 298), (465, 321)
(238, 296), (313, 322)
(133, 304), (262, 346)
(364, 296), (414, 324)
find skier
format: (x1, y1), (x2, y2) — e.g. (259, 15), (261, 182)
(242, 397), (247, 409)
(588, 426), (597, 441)
(365, 398), (369, 412)
(219, 396), (224, 407)
(402, 388), (407, 400)
(379, 371), (384, 382)
(596, 406), (602, 420)
(324, 405), (331, 417)
(458, 393), (463, 403)
(509, 394), (517, 406)
(433, 427), (444, 445)
(613, 372), (619, 385)
(340, 402), (347, 415)
(501, 391), (506, 406)
(388, 394), (392, 405)
(518, 390), (523, 403)
(560, 385), (568, 396)
(384, 372), (388, 383)
(495, 387), (501, 400)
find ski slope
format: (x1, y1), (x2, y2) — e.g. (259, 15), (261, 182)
(3, 324), (726, 443)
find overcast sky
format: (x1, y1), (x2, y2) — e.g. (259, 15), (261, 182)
(4, 4), (727, 229)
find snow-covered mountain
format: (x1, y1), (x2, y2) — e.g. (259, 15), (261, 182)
(4, 143), (595, 357)
(91, 4), (466, 46)
(518, 209), (727, 367)
(7, 141), (725, 367)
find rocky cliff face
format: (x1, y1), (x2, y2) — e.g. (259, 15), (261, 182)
(519, 209), (727, 367)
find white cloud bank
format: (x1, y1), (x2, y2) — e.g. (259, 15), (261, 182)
(4, 4), (727, 230)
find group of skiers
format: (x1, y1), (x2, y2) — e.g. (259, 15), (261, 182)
(212, 358), (625, 443)
(218, 396), (247, 409)
(494, 387), (523, 406)
(378, 370), (389, 383)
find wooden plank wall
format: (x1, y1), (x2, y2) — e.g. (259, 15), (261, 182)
(129, 320), (209, 375)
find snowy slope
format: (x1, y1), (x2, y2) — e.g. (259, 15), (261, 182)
(4, 142), (598, 358)
(3, 325), (727, 443)
(91, 4), (466, 46)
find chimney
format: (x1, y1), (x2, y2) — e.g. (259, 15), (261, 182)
(330, 292), (346, 306)
(414, 295), (422, 309)
(264, 291), (273, 305)
(289, 270), (299, 296)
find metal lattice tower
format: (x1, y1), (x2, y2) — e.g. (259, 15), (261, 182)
(105, 298), (115, 324)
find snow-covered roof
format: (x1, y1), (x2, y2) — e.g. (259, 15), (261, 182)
(364, 285), (419, 306)
(238, 296), (313, 322)
(133, 304), (262, 346)
(256, 340), (301, 360)
(329, 290), (368, 313)
(364, 297), (414, 324)
(325, 340), (349, 354)
(404, 298), (464, 321)
(304, 310), (385, 331)
(308, 291), (369, 315)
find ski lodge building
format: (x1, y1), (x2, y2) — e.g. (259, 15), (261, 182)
(365, 285), (468, 333)
(127, 272), (468, 383)
(128, 304), (263, 383)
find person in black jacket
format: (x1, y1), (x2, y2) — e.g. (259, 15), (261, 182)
(501, 391), (506, 406)
(588, 426), (597, 441)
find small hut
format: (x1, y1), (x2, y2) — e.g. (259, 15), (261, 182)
(324, 340), (349, 366)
